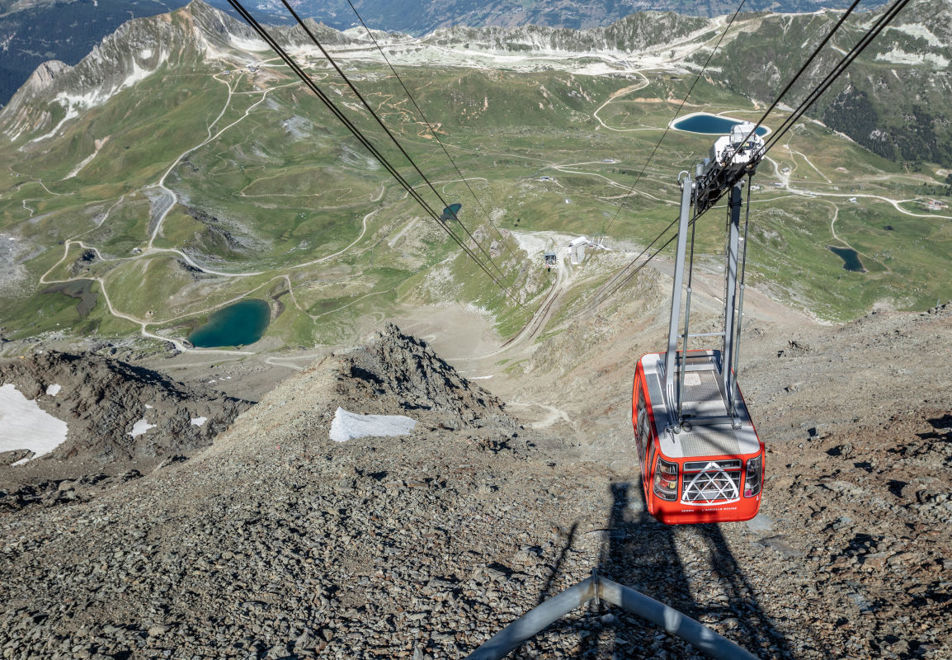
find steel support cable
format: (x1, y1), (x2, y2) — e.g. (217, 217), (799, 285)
(598, 0), (747, 242)
(601, 0), (911, 312)
(344, 0), (515, 261)
(589, 213), (679, 307)
(592, 187), (734, 308)
(761, 0), (910, 151)
(697, 0), (912, 223)
(592, 0), (907, 308)
(225, 0), (521, 305)
(276, 0), (507, 279)
(590, 218), (684, 308)
(595, 0), (864, 300)
(680, 0), (865, 224)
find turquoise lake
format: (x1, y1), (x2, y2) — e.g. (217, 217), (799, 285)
(188, 299), (271, 348)
(673, 113), (770, 136)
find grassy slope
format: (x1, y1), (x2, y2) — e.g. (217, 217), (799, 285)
(0, 55), (949, 350)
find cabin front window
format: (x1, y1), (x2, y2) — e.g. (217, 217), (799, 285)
(744, 455), (763, 497)
(682, 460), (742, 503)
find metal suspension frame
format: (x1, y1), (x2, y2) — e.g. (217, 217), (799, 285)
(664, 168), (754, 431)
(663, 172), (694, 425)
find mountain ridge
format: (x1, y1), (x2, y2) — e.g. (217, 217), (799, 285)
(0, 0), (894, 107)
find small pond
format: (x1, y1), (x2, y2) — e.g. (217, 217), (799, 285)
(672, 113), (770, 136)
(828, 246), (866, 273)
(188, 299), (271, 348)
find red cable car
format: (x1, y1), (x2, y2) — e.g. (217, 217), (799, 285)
(633, 350), (764, 525)
(634, 161), (766, 525)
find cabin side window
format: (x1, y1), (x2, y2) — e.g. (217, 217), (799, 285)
(636, 387), (650, 464)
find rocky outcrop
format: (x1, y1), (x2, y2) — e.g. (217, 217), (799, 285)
(0, 350), (250, 465)
(337, 323), (514, 432)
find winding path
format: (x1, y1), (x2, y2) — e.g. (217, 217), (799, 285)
(591, 75), (655, 133)
(33, 72), (383, 354)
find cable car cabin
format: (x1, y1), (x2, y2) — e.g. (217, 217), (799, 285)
(632, 350), (764, 525)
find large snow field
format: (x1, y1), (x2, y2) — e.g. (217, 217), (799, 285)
(0, 384), (69, 462)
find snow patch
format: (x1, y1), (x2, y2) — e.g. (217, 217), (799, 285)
(875, 48), (949, 67)
(128, 419), (156, 437)
(329, 407), (416, 443)
(887, 24), (944, 47)
(64, 136), (110, 180)
(230, 35), (269, 52)
(140, 48), (154, 59)
(0, 383), (69, 462)
(122, 58), (154, 89)
(190, 417), (207, 427)
(45, 383), (62, 396)
(29, 100), (80, 143)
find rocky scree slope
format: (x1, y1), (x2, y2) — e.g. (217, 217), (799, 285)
(0, 324), (606, 659)
(1, 319), (950, 659)
(0, 350), (250, 508)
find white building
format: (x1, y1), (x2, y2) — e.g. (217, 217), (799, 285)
(569, 236), (588, 265)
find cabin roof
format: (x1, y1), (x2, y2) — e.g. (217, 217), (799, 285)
(640, 351), (760, 459)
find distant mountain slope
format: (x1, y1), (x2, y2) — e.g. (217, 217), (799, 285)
(707, 0), (952, 167)
(0, 0), (947, 356)
(0, 2), (714, 143)
(1, 0), (892, 107)
(239, 0), (889, 35)
(0, 1), (375, 142)
(0, 0), (193, 108)
(420, 11), (710, 52)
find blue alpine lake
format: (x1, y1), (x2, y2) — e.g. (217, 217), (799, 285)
(828, 246), (866, 273)
(188, 299), (271, 348)
(672, 113), (770, 136)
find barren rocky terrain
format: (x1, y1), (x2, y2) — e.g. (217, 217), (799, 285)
(0, 351), (251, 509)
(0, 295), (949, 658)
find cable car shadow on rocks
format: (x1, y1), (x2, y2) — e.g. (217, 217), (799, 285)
(596, 481), (793, 659)
(512, 481), (793, 658)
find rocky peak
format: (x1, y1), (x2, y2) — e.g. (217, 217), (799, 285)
(0, 1), (266, 142)
(337, 323), (513, 431)
(22, 60), (69, 91)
